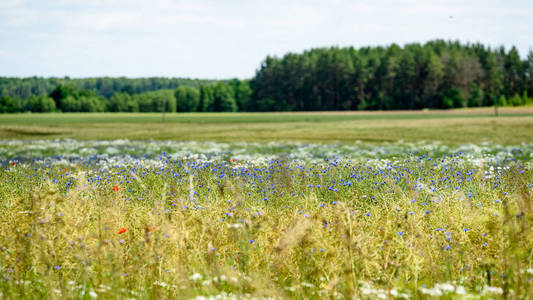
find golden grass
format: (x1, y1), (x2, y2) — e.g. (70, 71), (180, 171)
(0, 157), (531, 299)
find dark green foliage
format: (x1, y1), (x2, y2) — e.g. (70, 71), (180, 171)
(198, 85), (214, 112)
(496, 94), (507, 107)
(49, 84), (78, 110)
(0, 77), (216, 100)
(79, 96), (106, 112)
(440, 88), (463, 109)
(250, 40), (532, 111)
(527, 51), (533, 98)
(254, 98), (277, 112)
(175, 86), (200, 112)
(120, 85), (136, 95)
(108, 92), (138, 112)
(522, 91), (533, 105)
(0, 96), (23, 113)
(47, 84), (105, 112)
(468, 85), (483, 107)
(60, 96), (81, 112)
(230, 79), (252, 111)
(136, 90), (176, 113)
(210, 83), (237, 112)
(1, 40), (532, 113)
(28, 95), (56, 112)
(509, 94), (523, 106)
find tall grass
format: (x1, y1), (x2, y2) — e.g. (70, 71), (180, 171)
(0, 153), (531, 299)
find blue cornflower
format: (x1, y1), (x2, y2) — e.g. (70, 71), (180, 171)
(249, 240), (254, 244)
(444, 245), (451, 250)
(398, 232), (404, 236)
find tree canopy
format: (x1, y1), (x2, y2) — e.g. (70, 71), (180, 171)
(250, 40), (533, 111)
(1, 40), (532, 113)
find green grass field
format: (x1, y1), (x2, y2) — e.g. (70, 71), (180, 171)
(1, 107), (533, 144)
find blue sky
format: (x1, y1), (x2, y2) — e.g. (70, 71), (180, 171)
(1, 0), (532, 79)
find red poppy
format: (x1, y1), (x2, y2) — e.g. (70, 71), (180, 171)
(118, 228), (127, 234)
(112, 185), (119, 192)
(231, 158), (236, 162)
(11, 161), (16, 166)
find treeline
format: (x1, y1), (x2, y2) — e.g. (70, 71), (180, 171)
(250, 40), (533, 110)
(0, 80), (250, 113)
(0, 77), (216, 99)
(1, 40), (533, 113)
(108, 80), (251, 113)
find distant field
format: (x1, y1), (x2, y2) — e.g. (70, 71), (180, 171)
(1, 107), (533, 144)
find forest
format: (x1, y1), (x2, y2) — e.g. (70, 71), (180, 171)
(1, 40), (532, 113)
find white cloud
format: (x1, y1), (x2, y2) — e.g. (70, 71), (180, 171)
(0, 0), (532, 78)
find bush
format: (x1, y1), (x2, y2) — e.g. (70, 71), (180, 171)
(60, 96), (81, 112)
(79, 96), (106, 112)
(108, 93), (132, 112)
(496, 94), (507, 107)
(509, 94), (522, 106)
(0, 96), (22, 113)
(522, 91), (532, 105)
(28, 95), (56, 112)
(136, 90), (176, 112)
(440, 88), (463, 109)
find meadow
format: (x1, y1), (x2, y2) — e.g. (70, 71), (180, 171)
(0, 110), (532, 299)
(0, 108), (533, 144)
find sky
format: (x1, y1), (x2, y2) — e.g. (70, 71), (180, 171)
(0, 0), (532, 79)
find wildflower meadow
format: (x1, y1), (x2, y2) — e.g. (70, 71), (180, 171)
(2, 0), (533, 298)
(0, 139), (531, 299)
